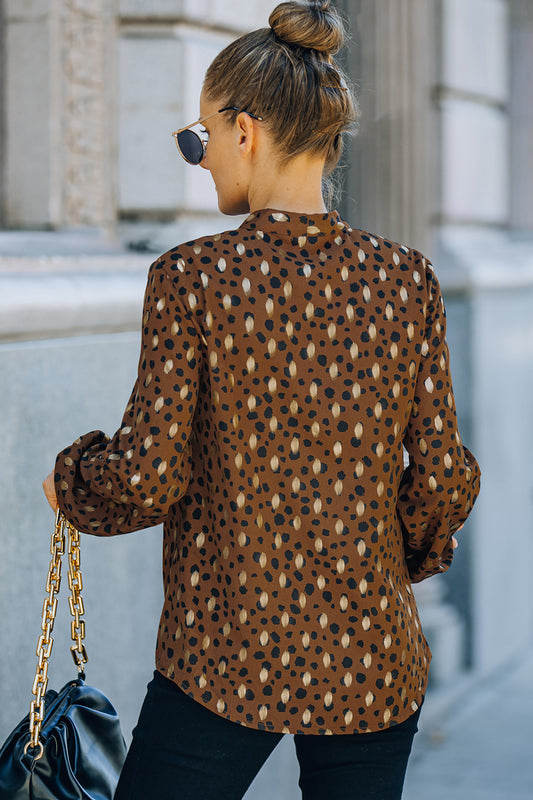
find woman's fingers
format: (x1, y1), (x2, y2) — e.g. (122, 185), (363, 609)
(42, 470), (58, 512)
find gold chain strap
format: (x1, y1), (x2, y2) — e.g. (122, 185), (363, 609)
(24, 511), (89, 759)
(68, 523), (89, 671)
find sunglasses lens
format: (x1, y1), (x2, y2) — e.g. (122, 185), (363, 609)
(177, 130), (204, 164)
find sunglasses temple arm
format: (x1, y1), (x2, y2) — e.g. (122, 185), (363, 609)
(173, 109), (227, 136)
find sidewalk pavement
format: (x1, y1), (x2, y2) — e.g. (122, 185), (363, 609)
(245, 646), (533, 800)
(403, 647), (533, 800)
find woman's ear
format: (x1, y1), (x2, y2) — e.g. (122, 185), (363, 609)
(235, 111), (256, 157)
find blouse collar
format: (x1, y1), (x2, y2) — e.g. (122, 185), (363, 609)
(239, 208), (350, 243)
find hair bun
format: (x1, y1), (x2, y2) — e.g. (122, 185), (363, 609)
(269, 1), (345, 56)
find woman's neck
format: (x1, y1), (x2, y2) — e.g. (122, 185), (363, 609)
(247, 152), (328, 215)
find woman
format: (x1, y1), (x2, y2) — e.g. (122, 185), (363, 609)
(43, 1), (480, 798)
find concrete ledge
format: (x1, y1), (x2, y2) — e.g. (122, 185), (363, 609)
(0, 254), (149, 342)
(434, 227), (533, 293)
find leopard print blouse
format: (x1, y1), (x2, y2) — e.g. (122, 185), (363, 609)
(55, 209), (480, 735)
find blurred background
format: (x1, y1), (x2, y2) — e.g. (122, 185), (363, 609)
(0, 1), (532, 798)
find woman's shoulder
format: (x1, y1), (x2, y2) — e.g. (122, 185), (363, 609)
(346, 223), (432, 269)
(148, 216), (438, 302)
(336, 220), (437, 298)
(155, 224), (249, 277)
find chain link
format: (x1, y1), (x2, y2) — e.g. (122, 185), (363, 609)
(24, 511), (89, 759)
(68, 524), (88, 669)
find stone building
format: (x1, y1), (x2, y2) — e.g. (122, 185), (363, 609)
(1, 1), (532, 797)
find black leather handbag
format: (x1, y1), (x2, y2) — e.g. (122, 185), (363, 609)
(0, 512), (127, 799)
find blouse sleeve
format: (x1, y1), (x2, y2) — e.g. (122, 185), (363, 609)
(397, 263), (481, 582)
(54, 258), (202, 536)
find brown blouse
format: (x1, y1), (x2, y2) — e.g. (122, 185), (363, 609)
(55, 209), (480, 735)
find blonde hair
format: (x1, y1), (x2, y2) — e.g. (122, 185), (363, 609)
(203, 0), (359, 179)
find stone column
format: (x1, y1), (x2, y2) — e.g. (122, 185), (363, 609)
(3, 0), (117, 231)
(509, 0), (533, 231)
(116, 0), (279, 252)
(434, 0), (509, 232)
(0, 5), (6, 228)
(340, 0), (433, 253)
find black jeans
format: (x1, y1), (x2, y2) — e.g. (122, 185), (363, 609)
(114, 671), (421, 800)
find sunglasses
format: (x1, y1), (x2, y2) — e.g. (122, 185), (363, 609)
(171, 106), (263, 165)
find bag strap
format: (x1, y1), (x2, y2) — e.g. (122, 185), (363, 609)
(24, 511), (89, 759)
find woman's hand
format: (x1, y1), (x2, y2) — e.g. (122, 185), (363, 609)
(43, 470), (58, 512)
